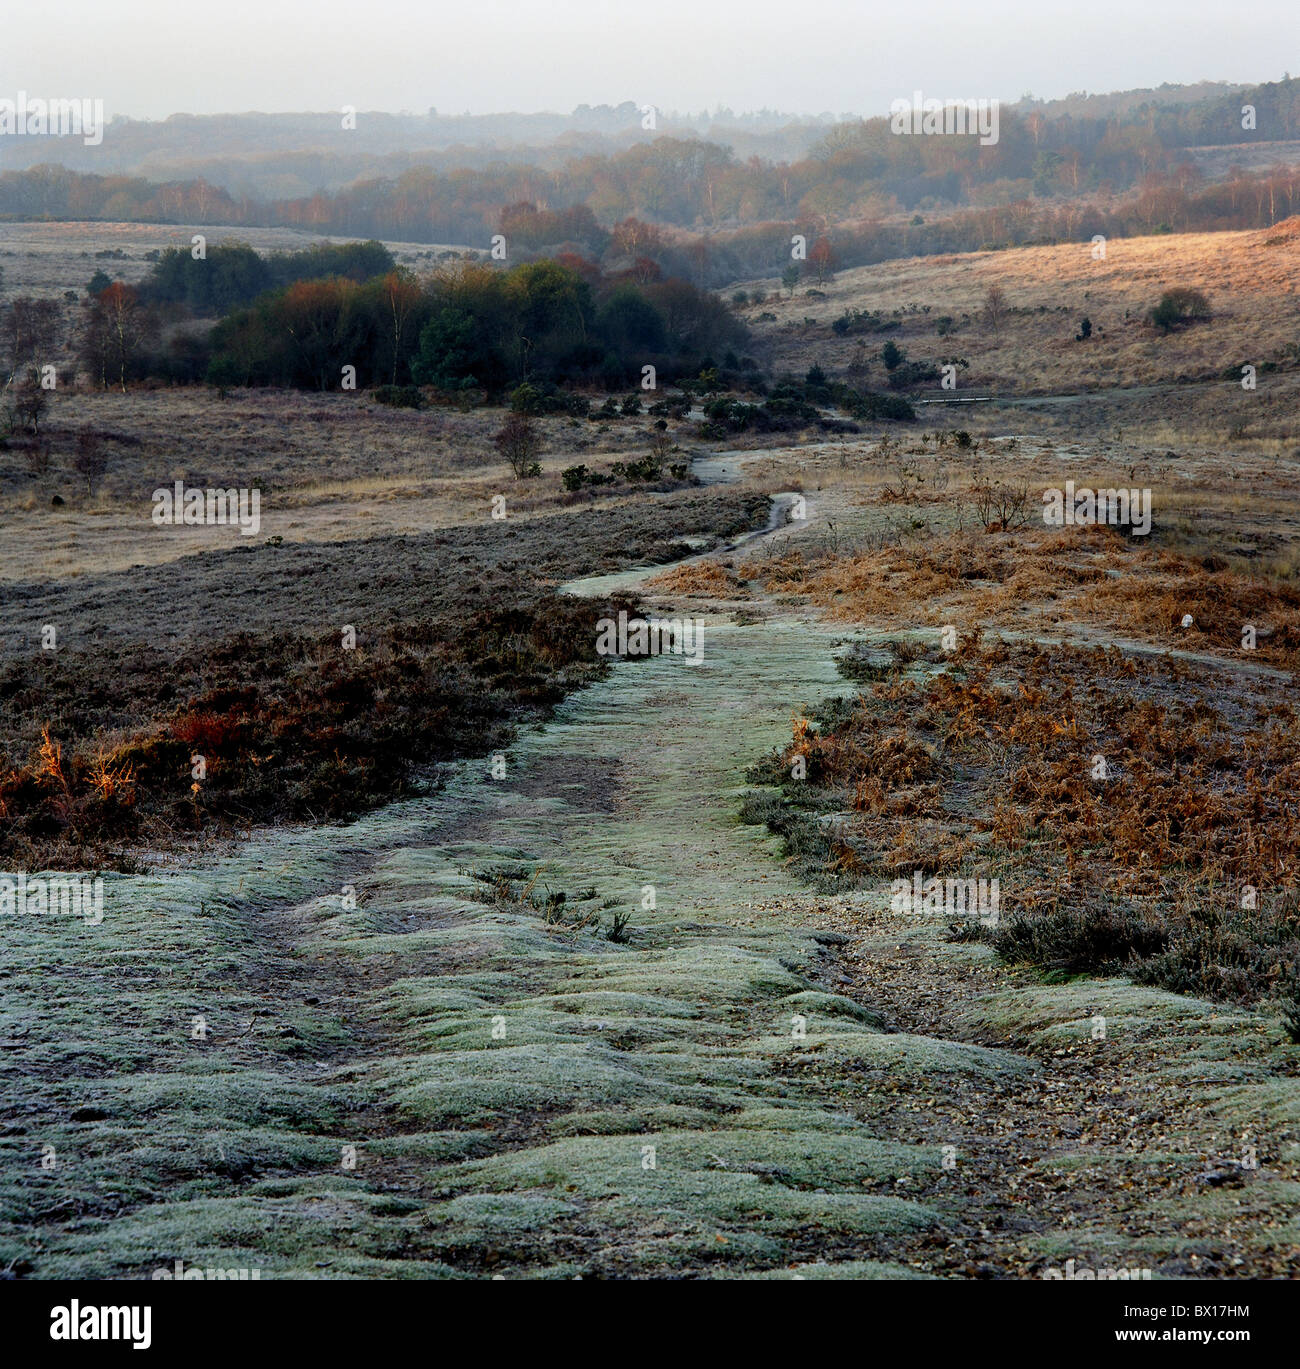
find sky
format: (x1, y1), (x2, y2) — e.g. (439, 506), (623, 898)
(4, 0), (1296, 121)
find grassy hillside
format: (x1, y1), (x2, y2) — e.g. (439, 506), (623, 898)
(744, 219), (1300, 398)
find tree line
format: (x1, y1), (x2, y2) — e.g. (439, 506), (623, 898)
(3, 162), (1297, 297)
(45, 247), (748, 394)
(2, 76), (1296, 256)
(204, 256), (746, 392)
(140, 238), (397, 315)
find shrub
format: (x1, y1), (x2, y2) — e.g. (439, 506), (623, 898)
(842, 390), (915, 422)
(560, 464), (613, 491)
(613, 456), (660, 481)
(887, 359), (941, 389)
(1150, 288), (1211, 332)
(509, 382), (546, 414)
(833, 308), (900, 337)
(990, 905), (1169, 977)
(374, 384), (424, 409)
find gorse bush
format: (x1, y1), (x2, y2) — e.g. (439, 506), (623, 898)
(832, 308), (902, 337)
(1150, 287), (1211, 332)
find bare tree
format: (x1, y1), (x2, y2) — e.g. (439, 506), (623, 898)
(983, 284), (1009, 340)
(2, 297), (61, 383)
(25, 439), (51, 478)
(382, 269), (421, 385)
(493, 413), (542, 479)
(74, 431), (108, 494)
(81, 283), (156, 392)
(7, 368), (48, 434)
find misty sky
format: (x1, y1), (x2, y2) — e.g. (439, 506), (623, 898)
(6, 0), (1296, 121)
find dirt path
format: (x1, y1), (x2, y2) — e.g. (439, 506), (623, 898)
(4, 469), (1297, 1280)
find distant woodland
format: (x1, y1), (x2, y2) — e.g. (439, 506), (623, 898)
(1, 79), (1298, 289)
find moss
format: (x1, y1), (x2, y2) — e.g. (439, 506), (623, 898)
(0, 616), (1014, 1276)
(776, 989), (885, 1027)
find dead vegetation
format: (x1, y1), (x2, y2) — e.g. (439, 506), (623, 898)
(645, 559), (751, 597)
(0, 596), (637, 870)
(746, 635), (1300, 1011)
(751, 522), (1300, 669)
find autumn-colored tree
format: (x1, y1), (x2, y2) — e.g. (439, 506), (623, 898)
(81, 283), (156, 391)
(630, 256), (662, 286)
(808, 237), (835, 285)
(554, 252), (604, 287)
